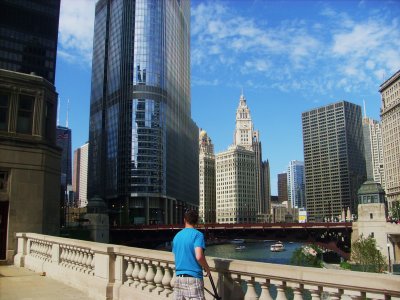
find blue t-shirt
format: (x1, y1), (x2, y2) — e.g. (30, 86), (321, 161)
(172, 227), (205, 279)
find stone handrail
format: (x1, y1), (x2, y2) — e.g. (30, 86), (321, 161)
(14, 233), (400, 300)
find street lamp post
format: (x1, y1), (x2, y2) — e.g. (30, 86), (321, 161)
(387, 240), (392, 273)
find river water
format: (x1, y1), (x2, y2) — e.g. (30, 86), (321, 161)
(205, 240), (303, 265)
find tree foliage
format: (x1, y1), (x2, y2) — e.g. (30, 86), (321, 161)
(291, 244), (323, 268)
(351, 235), (387, 273)
(389, 201), (400, 222)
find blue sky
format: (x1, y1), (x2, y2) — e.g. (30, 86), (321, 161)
(55, 0), (400, 194)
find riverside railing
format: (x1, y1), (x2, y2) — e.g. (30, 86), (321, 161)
(14, 233), (400, 300)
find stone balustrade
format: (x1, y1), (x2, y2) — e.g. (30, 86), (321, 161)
(14, 233), (400, 300)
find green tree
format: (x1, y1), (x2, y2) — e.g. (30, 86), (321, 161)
(291, 244), (323, 268)
(389, 201), (400, 222)
(351, 235), (387, 273)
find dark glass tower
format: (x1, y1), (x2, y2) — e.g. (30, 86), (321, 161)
(88, 0), (198, 225)
(0, 0), (61, 84)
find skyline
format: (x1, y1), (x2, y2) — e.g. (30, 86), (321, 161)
(54, 0), (400, 195)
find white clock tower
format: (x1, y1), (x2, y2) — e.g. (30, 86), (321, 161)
(234, 93), (254, 149)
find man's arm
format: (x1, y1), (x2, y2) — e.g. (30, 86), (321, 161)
(195, 247), (211, 276)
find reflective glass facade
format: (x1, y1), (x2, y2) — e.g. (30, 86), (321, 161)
(0, 0), (60, 84)
(88, 0), (198, 225)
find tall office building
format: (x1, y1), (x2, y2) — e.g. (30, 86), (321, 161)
(88, 0), (198, 225)
(277, 173), (288, 204)
(362, 116), (385, 187)
(262, 160), (271, 214)
(233, 93), (264, 214)
(199, 130), (216, 223)
(216, 145), (257, 223)
(302, 101), (366, 222)
(380, 70), (400, 206)
(287, 160), (305, 209)
(0, 0), (60, 84)
(73, 143), (89, 208)
(216, 93), (261, 224)
(57, 126), (72, 191)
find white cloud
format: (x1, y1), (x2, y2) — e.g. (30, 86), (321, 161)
(58, 0), (96, 65)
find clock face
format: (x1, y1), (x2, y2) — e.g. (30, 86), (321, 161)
(243, 124), (248, 128)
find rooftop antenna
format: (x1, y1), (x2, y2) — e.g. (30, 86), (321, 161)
(57, 97), (60, 126)
(66, 98), (70, 128)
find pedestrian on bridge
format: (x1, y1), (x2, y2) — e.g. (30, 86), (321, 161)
(172, 210), (211, 300)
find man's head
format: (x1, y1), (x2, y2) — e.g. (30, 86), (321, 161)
(184, 210), (199, 226)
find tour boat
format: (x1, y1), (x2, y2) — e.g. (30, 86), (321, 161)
(235, 245), (246, 251)
(231, 239), (245, 244)
(270, 241), (285, 252)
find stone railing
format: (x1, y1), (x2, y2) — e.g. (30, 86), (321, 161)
(14, 233), (400, 300)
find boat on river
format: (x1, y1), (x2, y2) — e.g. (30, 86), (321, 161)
(270, 241), (285, 252)
(231, 239), (245, 244)
(235, 245), (246, 251)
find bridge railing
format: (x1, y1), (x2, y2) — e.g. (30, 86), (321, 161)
(14, 233), (400, 300)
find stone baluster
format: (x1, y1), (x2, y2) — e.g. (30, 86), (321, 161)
(259, 279), (273, 300)
(132, 258), (141, 287)
(244, 277), (259, 300)
(77, 250), (84, 271)
(125, 258), (134, 286)
(153, 262), (164, 294)
(325, 288), (342, 300)
(161, 265), (173, 297)
(306, 285), (322, 300)
(85, 251), (93, 274)
(145, 260), (156, 292)
(69, 248), (75, 268)
(90, 252), (95, 275)
(47, 244), (53, 261)
(232, 274), (245, 300)
(67, 248), (73, 267)
(273, 281), (288, 300)
(170, 268), (176, 290)
(72, 248), (79, 269)
(292, 286), (304, 300)
(138, 259), (148, 290)
(81, 250), (88, 272)
(349, 291), (366, 300)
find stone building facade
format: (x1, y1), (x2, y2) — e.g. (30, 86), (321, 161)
(0, 69), (60, 262)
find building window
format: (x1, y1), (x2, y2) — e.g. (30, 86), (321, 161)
(17, 94), (35, 134)
(370, 213), (373, 219)
(0, 171), (8, 191)
(0, 93), (9, 131)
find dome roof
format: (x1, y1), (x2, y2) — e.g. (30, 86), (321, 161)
(357, 180), (385, 195)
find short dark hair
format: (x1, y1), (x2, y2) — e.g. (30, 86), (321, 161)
(184, 210), (198, 225)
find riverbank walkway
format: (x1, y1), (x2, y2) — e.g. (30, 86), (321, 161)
(0, 265), (90, 300)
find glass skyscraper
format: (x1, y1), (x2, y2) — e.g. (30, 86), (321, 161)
(0, 0), (60, 84)
(88, 0), (198, 225)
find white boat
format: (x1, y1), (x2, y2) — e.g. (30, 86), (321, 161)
(231, 239), (245, 244)
(235, 245), (246, 251)
(270, 241), (285, 252)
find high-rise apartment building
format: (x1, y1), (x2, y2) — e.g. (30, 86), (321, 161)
(362, 116), (385, 187)
(380, 70), (400, 206)
(73, 143), (89, 208)
(278, 173), (288, 204)
(0, 0), (60, 83)
(199, 130), (216, 223)
(302, 101), (366, 222)
(88, 0), (198, 225)
(287, 160), (305, 209)
(216, 93), (262, 223)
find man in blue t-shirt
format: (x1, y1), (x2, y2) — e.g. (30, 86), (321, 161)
(172, 210), (210, 300)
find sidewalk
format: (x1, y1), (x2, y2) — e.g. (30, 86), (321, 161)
(0, 265), (91, 300)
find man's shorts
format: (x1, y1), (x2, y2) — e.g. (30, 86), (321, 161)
(174, 276), (205, 300)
